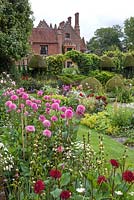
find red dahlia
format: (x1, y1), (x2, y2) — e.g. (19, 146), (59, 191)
(122, 170), (134, 183)
(49, 169), (62, 179)
(110, 159), (119, 168)
(34, 180), (45, 194)
(97, 175), (107, 185)
(60, 190), (71, 199)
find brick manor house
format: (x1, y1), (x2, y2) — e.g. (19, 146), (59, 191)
(29, 12), (87, 56)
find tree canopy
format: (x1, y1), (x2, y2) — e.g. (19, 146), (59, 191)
(124, 17), (134, 50)
(87, 25), (123, 55)
(0, 0), (33, 71)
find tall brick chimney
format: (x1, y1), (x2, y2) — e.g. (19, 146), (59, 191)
(68, 17), (71, 25)
(74, 12), (80, 36)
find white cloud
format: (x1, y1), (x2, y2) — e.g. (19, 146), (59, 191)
(29, 0), (134, 41)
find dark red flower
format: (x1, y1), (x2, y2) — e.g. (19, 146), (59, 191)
(34, 180), (45, 194)
(96, 96), (102, 100)
(49, 169), (62, 179)
(122, 170), (134, 183)
(60, 190), (71, 199)
(79, 93), (84, 97)
(97, 175), (107, 185)
(101, 96), (107, 101)
(110, 159), (119, 168)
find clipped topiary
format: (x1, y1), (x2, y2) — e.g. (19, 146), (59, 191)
(81, 77), (103, 92)
(105, 75), (124, 92)
(123, 53), (134, 68)
(28, 55), (47, 69)
(100, 55), (116, 71)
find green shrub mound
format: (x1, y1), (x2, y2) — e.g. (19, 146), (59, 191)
(28, 55), (46, 69)
(89, 70), (115, 85)
(105, 75), (124, 92)
(100, 55), (116, 71)
(81, 77), (103, 92)
(123, 53), (134, 68)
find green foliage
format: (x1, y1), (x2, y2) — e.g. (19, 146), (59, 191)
(87, 25), (123, 54)
(0, 0), (33, 69)
(100, 55), (116, 71)
(46, 54), (65, 75)
(28, 55), (47, 69)
(104, 49), (125, 72)
(62, 66), (80, 75)
(105, 75), (124, 92)
(124, 17), (134, 49)
(81, 77), (103, 92)
(110, 106), (134, 128)
(89, 70), (115, 85)
(65, 50), (100, 75)
(115, 87), (133, 103)
(57, 74), (86, 86)
(123, 53), (134, 67)
(18, 78), (44, 91)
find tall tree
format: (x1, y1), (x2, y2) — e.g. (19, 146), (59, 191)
(124, 17), (134, 50)
(0, 0), (33, 71)
(87, 25), (123, 55)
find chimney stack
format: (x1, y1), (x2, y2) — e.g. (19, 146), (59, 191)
(74, 12), (80, 36)
(68, 17), (72, 25)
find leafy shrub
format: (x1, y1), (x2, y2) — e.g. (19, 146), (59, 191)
(57, 74), (86, 86)
(123, 53), (134, 68)
(28, 55), (47, 69)
(62, 66), (80, 75)
(65, 50), (100, 75)
(81, 77), (103, 92)
(18, 78), (44, 91)
(100, 55), (116, 71)
(105, 75), (124, 92)
(46, 54), (65, 75)
(110, 106), (134, 128)
(89, 70), (115, 85)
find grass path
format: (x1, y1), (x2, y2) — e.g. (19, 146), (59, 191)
(77, 125), (134, 167)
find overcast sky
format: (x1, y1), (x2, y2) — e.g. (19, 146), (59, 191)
(29, 0), (134, 41)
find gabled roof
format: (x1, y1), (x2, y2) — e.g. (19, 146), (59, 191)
(30, 28), (58, 44)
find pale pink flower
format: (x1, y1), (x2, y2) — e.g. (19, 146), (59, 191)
(35, 99), (42, 104)
(25, 125), (35, 132)
(43, 95), (50, 101)
(20, 103), (25, 109)
(65, 109), (73, 119)
(43, 129), (52, 137)
(22, 93), (29, 100)
(60, 113), (65, 119)
(60, 106), (67, 112)
(9, 103), (17, 110)
(17, 109), (21, 113)
(24, 111), (29, 116)
(55, 99), (61, 104)
(19, 88), (25, 92)
(31, 103), (38, 110)
(10, 95), (18, 101)
(5, 100), (12, 107)
(45, 108), (50, 114)
(37, 90), (43, 96)
(76, 105), (86, 115)
(51, 116), (58, 122)
(51, 102), (60, 111)
(26, 100), (32, 106)
(57, 146), (64, 153)
(43, 120), (51, 128)
(45, 102), (51, 107)
(39, 115), (46, 122)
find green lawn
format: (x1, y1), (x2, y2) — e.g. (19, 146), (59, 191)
(77, 125), (134, 168)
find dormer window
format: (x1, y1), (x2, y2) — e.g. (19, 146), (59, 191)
(65, 33), (70, 39)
